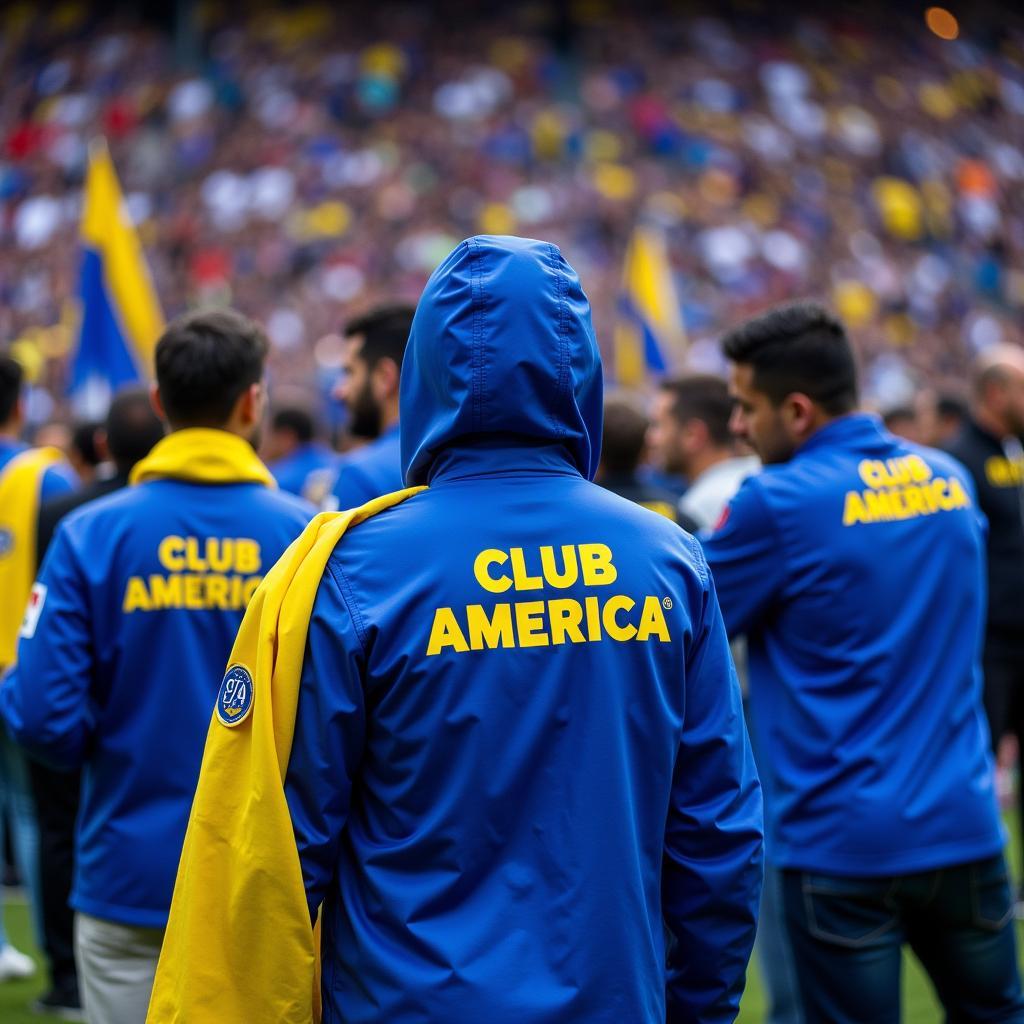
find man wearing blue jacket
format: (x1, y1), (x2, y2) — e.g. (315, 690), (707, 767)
(1, 310), (313, 1024)
(703, 302), (1023, 1022)
(152, 237), (764, 1023)
(325, 304), (412, 510)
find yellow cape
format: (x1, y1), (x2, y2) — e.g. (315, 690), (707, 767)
(147, 487), (425, 1024)
(0, 446), (65, 669)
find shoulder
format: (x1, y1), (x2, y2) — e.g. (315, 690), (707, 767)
(247, 485), (317, 525)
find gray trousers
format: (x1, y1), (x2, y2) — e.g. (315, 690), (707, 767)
(74, 913), (164, 1024)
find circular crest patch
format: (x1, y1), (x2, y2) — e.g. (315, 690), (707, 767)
(216, 664), (254, 727)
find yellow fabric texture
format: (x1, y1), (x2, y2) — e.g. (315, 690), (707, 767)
(130, 428), (275, 488)
(0, 447), (64, 669)
(146, 487), (426, 1024)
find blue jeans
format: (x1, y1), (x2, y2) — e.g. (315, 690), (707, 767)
(0, 729), (43, 949)
(782, 854), (1024, 1023)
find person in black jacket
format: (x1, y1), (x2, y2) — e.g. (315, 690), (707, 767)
(946, 344), (1024, 902)
(28, 386), (162, 1017)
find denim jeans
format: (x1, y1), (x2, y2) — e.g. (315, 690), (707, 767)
(0, 729), (43, 949)
(782, 854), (1024, 1023)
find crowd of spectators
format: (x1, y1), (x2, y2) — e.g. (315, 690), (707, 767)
(2, 1), (1024, 422)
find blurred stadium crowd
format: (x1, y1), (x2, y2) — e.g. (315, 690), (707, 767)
(2, 1), (1024, 427)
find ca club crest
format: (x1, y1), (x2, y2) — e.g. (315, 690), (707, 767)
(216, 665), (254, 727)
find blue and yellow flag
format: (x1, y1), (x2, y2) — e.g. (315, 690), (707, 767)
(70, 141), (164, 411)
(613, 227), (686, 388)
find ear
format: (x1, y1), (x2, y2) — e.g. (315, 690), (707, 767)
(239, 382), (265, 427)
(371, 357), (400, 400)
(681, 417), (710, 453)
(783, 392), (817, 434)
(150, 384), (167, 423)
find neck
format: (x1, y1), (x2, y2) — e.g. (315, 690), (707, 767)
(380, 403), (400, 433)
(974, 404), (1012, 441)
(0, 421), (20, 442)
(687, 447), (733, 481)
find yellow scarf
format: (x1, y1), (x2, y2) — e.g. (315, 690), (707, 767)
(146, 487), (426, 1024)
(130, 428), (275, 487)
(0, 446), (64, 669)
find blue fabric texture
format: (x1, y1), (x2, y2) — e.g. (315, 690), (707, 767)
(702, 414), (1003, 877)
(284, 236), (764, 1023)
(269, 441), (338, 497)
(1, 473), (313, 927)
(328, 423), (402, 509)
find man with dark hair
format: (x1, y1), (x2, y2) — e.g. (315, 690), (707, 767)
(649, 374), (758, 532)
(326, 304), (414, 510)
(703, 301), (1022, 1021)
(1, 310), (313, 1024)
(24, 387), (163, 1018)
(596, 399), (677, 520)
(0, 353), (77, 987)
(946, 345), (1024, 908)
(263, 404), (336, 498)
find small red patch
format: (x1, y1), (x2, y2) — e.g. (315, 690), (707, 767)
(713, 505), (731, 532)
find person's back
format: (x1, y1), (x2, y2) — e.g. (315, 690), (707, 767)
(723, 420), (996, 869)
(702, 302), (1018, 1022)
(149, 236), (763, 1024)
(1, 310), (313, 1024)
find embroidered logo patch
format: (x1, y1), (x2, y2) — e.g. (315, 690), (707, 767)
(0, 528), (13, 559)
(216, 665), (254, 727)
(19, 582), (46, 639)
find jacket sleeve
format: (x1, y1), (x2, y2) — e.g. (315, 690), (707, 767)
(699, 478), (786, 638)
(0, 524), (95, 770)
(283, 560), (367, 920)
(664, 551), (764, 1023)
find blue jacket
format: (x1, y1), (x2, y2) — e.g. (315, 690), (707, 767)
(702, 414), (1003, 876)
(327, 423), (402, 510)
(285, 236), (763, 1023)
(1, 469), (312, 927)
(0, 438), (79, 499)
(269, 441), (338, 498)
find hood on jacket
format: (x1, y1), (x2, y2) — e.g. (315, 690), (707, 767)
(400, 235), (603, 486)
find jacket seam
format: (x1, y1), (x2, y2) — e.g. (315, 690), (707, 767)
(326, 558), (368, 655)
(469, 238), (487, 433)
(546, 243), (569, 440)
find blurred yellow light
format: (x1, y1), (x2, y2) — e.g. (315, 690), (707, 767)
(925, 7), (959, 41)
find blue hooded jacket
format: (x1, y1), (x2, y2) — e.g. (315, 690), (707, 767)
(0, 452), (313, 927)
(284, 236), (763, 1023)
(702, 414), (1003, 876)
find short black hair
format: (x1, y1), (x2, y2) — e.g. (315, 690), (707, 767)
(0, 354), (24, 425)
(71, 420), (104, 467)
(155, 310), (269, 428)
(271, 405), (315, 443)
(721, 302), (858, 414)
(345, 305), (415, 371)
(107, 386), (164, 474)
(601, 399), (649, 474)
(660, 374), (733, 448)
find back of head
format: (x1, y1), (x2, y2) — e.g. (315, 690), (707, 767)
(271, 406), (316, 445)
(972, 345), (1024, 437)
(600, 400), (649, 476)
(107, 386), (165, 475)
(345, 305), (415, 371)
(722, 302), (858, 415)
(155, 310), (269, 429)
(400, 235), (603, 486)
(660, 375), (733, 448)
(0, 354), (24, 428)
